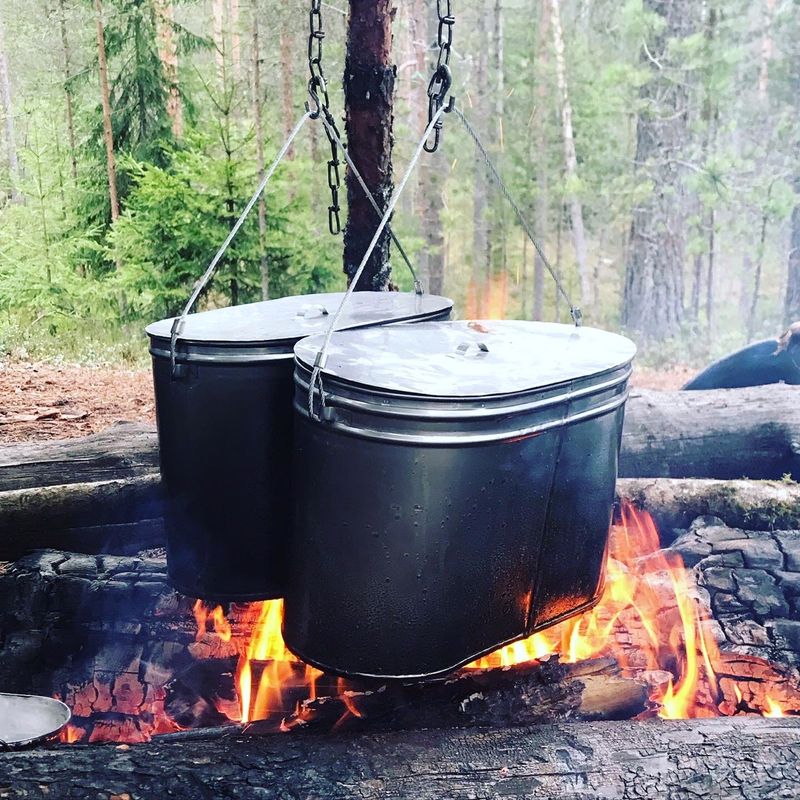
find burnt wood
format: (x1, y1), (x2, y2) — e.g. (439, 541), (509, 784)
(1, 719), (799, 799)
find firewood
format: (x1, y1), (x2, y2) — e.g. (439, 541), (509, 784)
(618, 477), (800, 537)
(0, 422), (158, 491)
(1, 718), (799, 799)
(621, 385), (800, 480)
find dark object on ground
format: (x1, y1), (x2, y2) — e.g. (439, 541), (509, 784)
(0, 719), (799, 799)
(683, 321), (800, 390)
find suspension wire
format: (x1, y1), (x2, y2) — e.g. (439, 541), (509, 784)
(308, 105), (448, 420)
(453, 107), (582, 328)
(169, 111), (313, 377)
(319, 114), (422, 294)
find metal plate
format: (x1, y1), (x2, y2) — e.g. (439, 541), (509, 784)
(146, 292), (453, 347)
(0, 693), (71, 748)
(295, 320), (637, 397)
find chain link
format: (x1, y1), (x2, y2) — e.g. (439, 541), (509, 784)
(307, 0), (342, 235)
(424, 0), (456, 153)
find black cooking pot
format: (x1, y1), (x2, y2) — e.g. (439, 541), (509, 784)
(284, 320), (636, 680)
(146, 292), (453, 601)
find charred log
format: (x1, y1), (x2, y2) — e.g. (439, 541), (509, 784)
(2, 719), (800, 799)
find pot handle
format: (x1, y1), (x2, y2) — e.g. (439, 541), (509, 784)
(296, 304), (330, 319)
(455, 341), (489, 358)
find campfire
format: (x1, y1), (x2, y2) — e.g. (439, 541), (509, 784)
(52, 503), (798, 744)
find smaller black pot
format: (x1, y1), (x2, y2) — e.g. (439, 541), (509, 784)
(146, 292), (453, 601)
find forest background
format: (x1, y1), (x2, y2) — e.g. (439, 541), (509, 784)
(0, 0), (798, 368)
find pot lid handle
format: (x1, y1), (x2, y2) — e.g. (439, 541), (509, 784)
(296, 304), (330, 319)
(455, 341), (489, 358)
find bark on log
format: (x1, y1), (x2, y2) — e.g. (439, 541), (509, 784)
(0, 476), (163, 560)
(4, 386), (798, 495)
(618, 477), (800, 536)
(0, 423), (158, 491)
(2, 475), (798, 561)
(620, 385), (800, 480)
(2, 718), (800, 799)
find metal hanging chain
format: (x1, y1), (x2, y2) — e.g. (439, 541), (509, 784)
(424, 0), (456, 153)
(306, 0), (343, 235)
(454, 107), (582, 327)
(319, 114), (423, 294)
(308, 105), (449, 421)
(169, 111), (314, 378)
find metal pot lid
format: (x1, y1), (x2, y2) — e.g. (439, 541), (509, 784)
(146, 292), (453, 347)
(0, 693), (71, 748)
(295, 320), (637, 397)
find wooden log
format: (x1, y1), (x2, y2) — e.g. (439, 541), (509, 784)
(2, 385), (798, 496)
(618, 477), (800, 537)
(621, 385), (800, 480)
(1, 718), (800, 799)
(0, 476), (164, 560)
(0, 422), (158, 491)
(3, 475), (799, 560)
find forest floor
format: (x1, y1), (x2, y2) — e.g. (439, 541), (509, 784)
(0, 361), (695, 443)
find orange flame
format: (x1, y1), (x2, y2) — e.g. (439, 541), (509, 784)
(469, 503), (722, 718)
(764, 697), (785, 717)
(193, 600), (232, 643)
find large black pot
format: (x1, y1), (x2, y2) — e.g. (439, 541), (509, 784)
(146, 292), (453, 601)
(285, 320), (636, 680)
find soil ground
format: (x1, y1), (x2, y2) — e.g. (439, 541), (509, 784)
(0, 361), (694, 444)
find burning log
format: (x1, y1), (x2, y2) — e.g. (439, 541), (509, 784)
(0, 550), (649, 740)
(1, 718), (800, 798)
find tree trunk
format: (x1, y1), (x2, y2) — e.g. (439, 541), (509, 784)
(550, 0), (590, 307)
(279, 27), (296, 161)
(621, 0), (695, 340)
(212, 0), (225, 80)
(0, 14), (20, 198)
(786, 176), (800, 325)
(94, 0), (120, 224)
(229, 0), (241, 78)
(416, 0), (445, 295)
(343, 0), (395, 291)
(155, 0), (183, 139)
(748, 211), (769, 341)
(471, 2), (491, 308)
(533, 0), (551, 321)
(2, 719), (800, 798)
(758, 0), (777, 101)
(58, 0), (78, 180)
(252, 1), (269, 299)
(489, 0), (507, 276)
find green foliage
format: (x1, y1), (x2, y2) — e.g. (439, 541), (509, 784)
(109, 134), (340, 318)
